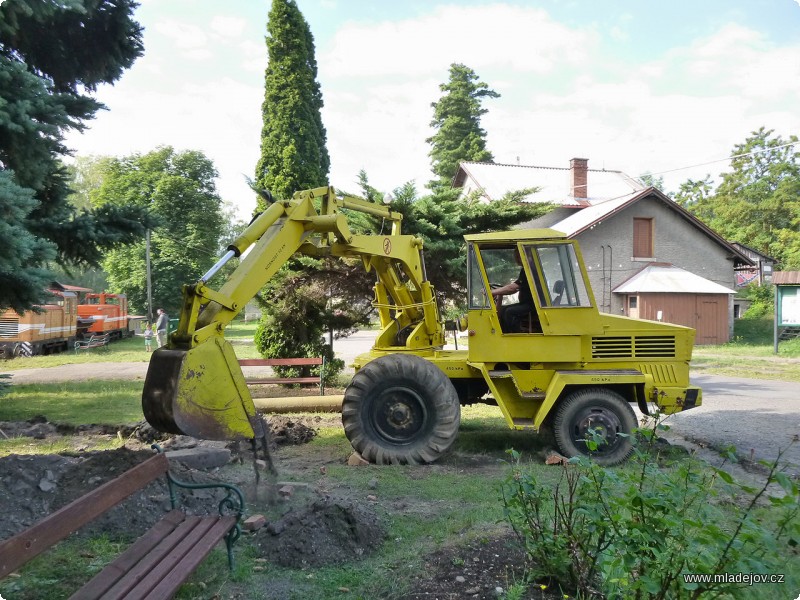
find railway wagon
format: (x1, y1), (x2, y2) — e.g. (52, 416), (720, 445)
(0, 285), (78, 358)
(78, 293), (131, 340)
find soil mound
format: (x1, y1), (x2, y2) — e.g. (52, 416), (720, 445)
(0, 447), (235, 542)
(256, 497), (384, 568)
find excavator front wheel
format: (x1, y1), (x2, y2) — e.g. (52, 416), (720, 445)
(342, 354), (460, 465)
(553, 387), (637, 466)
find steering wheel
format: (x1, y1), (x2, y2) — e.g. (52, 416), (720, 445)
(489, 283), (504, 305)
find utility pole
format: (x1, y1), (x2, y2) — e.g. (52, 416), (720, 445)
(146, 229), (153, 323)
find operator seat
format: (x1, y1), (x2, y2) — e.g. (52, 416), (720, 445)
(552, 280), (565, 306)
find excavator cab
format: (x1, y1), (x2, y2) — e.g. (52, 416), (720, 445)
(465, 232), (603, 364)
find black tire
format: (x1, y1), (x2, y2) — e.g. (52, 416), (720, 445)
(342, 354), (461, 465)
(553, 388), (637, 466)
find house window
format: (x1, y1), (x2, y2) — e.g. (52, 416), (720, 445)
(633, 218), (654, 258)
(629, 296), (638, 309)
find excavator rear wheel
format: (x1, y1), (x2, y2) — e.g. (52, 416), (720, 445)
(342, 354), (461, 465)
(553, 387), (637, 466)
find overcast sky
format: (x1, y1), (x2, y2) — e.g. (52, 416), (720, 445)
(64, 0), (800, 217)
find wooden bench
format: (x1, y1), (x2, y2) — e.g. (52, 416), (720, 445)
(74, 333), (110, 352)
(238, 357), (326, 395)
(0, 447), (245, 600)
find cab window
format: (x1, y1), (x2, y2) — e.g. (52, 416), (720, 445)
(468, 245), (521, 309)
(531, 244), (591, 307)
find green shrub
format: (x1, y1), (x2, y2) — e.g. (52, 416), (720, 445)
(254, 310), (344, 387)
(740, 283), (774, 319)
(502, 418), (800, 598)
(731, 318), (774, 345)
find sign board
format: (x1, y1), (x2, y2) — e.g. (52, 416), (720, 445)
(778, 286), (800, 326)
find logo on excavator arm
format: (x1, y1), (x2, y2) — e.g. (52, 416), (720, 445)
(383, 238), (392, 254)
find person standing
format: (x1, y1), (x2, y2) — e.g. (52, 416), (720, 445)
(143, 323), (154, 352)
(155, 308), (169, 348)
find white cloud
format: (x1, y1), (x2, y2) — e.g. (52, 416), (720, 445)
(239, 39), (267, 73)
(210, 15), (247, 38)
(153, 20), (209, 51)
(322, 4), (593, 78)
(66, 76), (264, 215)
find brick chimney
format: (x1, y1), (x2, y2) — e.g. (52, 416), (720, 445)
(570, 158), (589, 199)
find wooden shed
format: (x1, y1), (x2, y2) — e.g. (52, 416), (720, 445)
(613, 264), (735, 345)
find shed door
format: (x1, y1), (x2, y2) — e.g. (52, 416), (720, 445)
(632, 292), (728, 345)
(695, 295), (725, 345)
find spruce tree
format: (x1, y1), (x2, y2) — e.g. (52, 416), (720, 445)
(427, 63), (499, 190)
(254, 0), (329, 203)
(0, 0), (148, 312)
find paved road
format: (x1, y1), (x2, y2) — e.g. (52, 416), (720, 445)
(665, 373), (799, 476)
(4, 332), (798, 474)
(3, 330), (382, 385)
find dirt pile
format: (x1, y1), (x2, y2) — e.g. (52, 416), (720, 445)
(0, 447), (195, 541)
(0, 415), (321, 543)
(256, 497), (384, 568)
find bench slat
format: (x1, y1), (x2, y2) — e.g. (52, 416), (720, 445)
(245, 377), (321, 385)
(0, 454), (169, 580)
(70, 510), (186, 600)
(238, 358), (323, 366)
(117, 517), (227, 600)
(141, 517), (237, 600)
(90, 516), (207, 600)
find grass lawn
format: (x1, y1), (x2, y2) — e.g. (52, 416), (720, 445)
(692, 319), (800, 382)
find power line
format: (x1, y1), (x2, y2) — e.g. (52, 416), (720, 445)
(638, 140), (800, 180)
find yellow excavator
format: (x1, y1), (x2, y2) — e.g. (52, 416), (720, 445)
(142, 186), (701, 466)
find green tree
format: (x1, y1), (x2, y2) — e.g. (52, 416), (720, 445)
(254, 0), (329, 202)
(253, 0), (343, 375)
(0, 0), (148, 312)
(673, 175), (713, 209)
(93, 147), (225, 317)
(427, 63), (499, 190)
(638, 172), (665, 192)
(680, 128), (800, 269)
(359, 174), (550, 307)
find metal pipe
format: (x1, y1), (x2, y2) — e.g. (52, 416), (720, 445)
(199, 249), (236, 283)
(252, 395), (344, 413)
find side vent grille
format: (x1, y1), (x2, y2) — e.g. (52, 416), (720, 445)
(0, 318), (19, 339)
(634, 336), (676, 357)
(591, 337), (632, 358)
(592, 336), (676, 359)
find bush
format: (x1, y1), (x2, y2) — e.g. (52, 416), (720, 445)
(740, 283), (774, 319)
(502, 419), (800, 598)
(254, 310), (344, 387)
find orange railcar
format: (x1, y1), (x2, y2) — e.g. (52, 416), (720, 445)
(0, 286), (79, 357)
(77, 293), (130, 340)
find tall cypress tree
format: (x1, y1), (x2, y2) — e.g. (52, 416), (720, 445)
(254, 0), (329, 203)
(0, 0), (149, 312)
(253, 0), (344, 379)
(427, 63), (499, 190)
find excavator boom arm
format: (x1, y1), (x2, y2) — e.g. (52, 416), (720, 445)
(142, 186), (443, 441)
